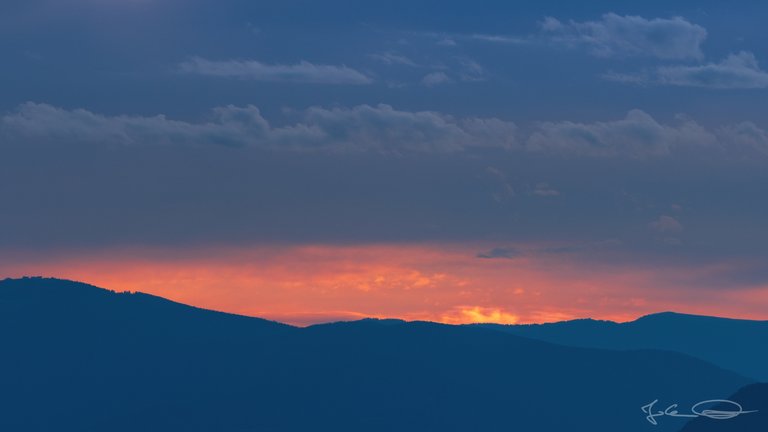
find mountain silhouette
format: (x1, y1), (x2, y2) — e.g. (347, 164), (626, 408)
(475, 311), (768, 381)
(679, 383), (767, 431)
(0, 277), (755, 432)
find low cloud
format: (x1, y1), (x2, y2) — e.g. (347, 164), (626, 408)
(179, 57), (372, 85)
(542, 13), (706, 60)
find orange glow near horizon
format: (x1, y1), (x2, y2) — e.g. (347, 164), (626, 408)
(3, 244), (768, 326)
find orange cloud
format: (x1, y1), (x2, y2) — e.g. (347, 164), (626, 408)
(440, 306), (520, 324)
(2, 244), (767, 325)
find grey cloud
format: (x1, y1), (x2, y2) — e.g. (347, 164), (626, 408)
(179, 57), (372, 85)
(477, 247), (523, 259)
(718, 122), (768, 156)
(650, 215), (683, 233)
(456, 58), (486, 82)
(542, 13), (707, 60)
(657, 52), (768, 89)
(483, 167), (516, 203)
(468, 34), (528, 45)
(421, 72), (452, 87)
(3, 102), (768, 266)
(369, 52), (418, 67)
(1, 103), (518, 153)
(5, 104), (765, 159)
(1, 103), (270, 148)
(527, 109), (717, 158)
(532, 183), (560, 197)
(606, 52), (768, 89)
(296, 104), (517, 152)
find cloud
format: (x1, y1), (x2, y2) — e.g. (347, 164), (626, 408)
(477, 247), (523, 259)
(1, 103), (518, 153)
(368, 52), (417, 67)
(718, 122), (768, 156)
(179, 57), (372, 85)
(4, 103), (768, 272)
(542, 13), (707, 60)
(538, 239), (623, 255)
(295, 104), (517, 152)
(527, 109), (717, 158)
(416, 60), (484, 87)
(5, 104), (764, 160)
(416, 30), (526, 47)
(483, 167), (516, 203)
(1, 102), (271, 148)
(648, 215), (683, 240)
(440, 306), (520, 324)
(421, 71), (452, 87)
(532, 183), (560, 197)
(456, 58), (486, 82)
(468, 34), (528, 45)
(649, 215), (683, 233)
(606, 52), (768, 89)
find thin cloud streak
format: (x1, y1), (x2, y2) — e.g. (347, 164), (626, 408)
(180, 57), (372, 85)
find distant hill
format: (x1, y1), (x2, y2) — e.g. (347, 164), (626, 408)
(0, 277), (754, 432)
(477, 311), (768, 381)
(679, 383), (767, 431)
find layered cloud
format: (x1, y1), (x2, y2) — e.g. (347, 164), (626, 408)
(541, 13), (707, 59)
(179, 57), (372, 85)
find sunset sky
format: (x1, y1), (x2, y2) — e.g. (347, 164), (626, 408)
(2, 0), (768, 325)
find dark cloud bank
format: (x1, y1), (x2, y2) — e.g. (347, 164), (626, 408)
(2, 102), (767, 273)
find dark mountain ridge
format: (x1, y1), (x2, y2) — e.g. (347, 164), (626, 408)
(476, 310), (768, 381)
(0, 277), (756, 432)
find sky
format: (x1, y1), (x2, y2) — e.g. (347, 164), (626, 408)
(2, 0), (768, 325)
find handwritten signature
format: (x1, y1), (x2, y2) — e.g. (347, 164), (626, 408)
(642, 399), (758, 425)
